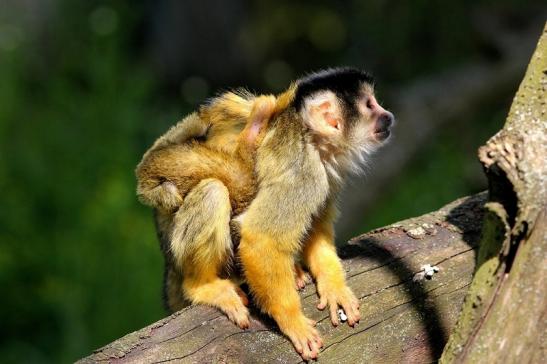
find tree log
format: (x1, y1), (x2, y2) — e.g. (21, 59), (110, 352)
(440, 23), (547, 363)
(79, 193), (485, 363)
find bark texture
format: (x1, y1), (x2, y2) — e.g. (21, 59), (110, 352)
(440, 24), (547, 363)
(79, 194), (485, 364)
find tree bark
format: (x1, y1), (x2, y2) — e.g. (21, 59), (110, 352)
(440, 23), (547, 363)
(79, 193), (485, 363)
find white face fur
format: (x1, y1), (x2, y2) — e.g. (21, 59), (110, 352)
(300, 87), (393, 178)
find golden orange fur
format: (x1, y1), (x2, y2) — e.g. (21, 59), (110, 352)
(136, 94), (276, 214)
(135, 93), (278, 330)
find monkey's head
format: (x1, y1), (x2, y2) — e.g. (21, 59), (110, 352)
(289, 67), (394, 166)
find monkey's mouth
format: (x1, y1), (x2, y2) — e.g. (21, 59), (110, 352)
(373, 129), (391, 141)
(372, 113), (394, 142)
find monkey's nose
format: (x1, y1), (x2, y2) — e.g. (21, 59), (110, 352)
(375, 111), (395, 132)
(378, 112), (394, 130)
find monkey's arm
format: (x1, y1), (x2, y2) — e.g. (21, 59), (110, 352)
(238, 140), (329, 360)
(302, 201), (361, 326)
(135, 113), (209, 211)
(136, 95), (271, 213)
(239, 219), (323, 360)
(141, 113), (209, 160)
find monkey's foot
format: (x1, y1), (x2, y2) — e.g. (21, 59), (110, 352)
(220, 301), (250, 329)
(294, 264), (312, 290)
(281, 315), (323, 360)
(316, 283), (360, 327)
(215, 286), (251, 329)
(186, 279), (250, 329)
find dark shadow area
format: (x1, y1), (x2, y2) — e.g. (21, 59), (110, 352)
(340, 239), (447, 359)
(445, 192), (488, 261)
(337, 193), (488, 360)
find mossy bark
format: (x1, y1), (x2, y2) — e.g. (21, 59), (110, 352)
(440, 23), (547, 363)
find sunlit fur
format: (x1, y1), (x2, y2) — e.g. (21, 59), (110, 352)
(135, 67), (392, 360)
(135, 93), (276, 327)
(136, 94), (276, 215)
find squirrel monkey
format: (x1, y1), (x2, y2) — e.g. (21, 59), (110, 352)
(136, 67), (394, 360)
(136, 93), (276, 215)
(136, 93), (277, 326)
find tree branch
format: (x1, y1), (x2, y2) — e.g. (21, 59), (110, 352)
(79, 193), (485, 363)
(440, 22), (547, 363)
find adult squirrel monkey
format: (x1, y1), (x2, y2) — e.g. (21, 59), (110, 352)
(136, 67), (394, 360)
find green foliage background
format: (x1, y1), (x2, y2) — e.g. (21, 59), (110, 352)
(0, 1), (540, 362)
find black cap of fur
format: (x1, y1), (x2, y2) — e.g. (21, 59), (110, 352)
(293, 67), (374, 111)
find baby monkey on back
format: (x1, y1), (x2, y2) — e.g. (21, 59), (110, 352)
(136, 68), (394, 360)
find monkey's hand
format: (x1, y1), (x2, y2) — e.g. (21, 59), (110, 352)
(137, 180), (183, 212)
(158, 181), (183, 212)
(316, 281), (360, 327)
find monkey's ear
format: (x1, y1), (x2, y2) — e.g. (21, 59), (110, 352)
(300, 90), (343, 135)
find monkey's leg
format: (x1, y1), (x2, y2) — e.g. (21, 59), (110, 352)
(302, 210), (360, 327)
(239, 232), (323, 360)
(170, 178), (250, 329)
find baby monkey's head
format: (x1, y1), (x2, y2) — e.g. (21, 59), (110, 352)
(291, 67), (394, 161)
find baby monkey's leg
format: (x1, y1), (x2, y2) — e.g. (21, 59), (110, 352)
(170, 178), (250, 329)
(303, 211), (360, 327)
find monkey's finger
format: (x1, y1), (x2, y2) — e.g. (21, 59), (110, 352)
(307, 339), (320, 359)
(307, 318), (317, 327)
(312, 332), (324, 348)
(308, 326), (323, 349)
(353, 303), (361, 321)
(292, 338), (304, 355)
(289, 335), (314, 360)
(340, 301), (359, 327)
(317, 296), (328, 310)
(300, 338), (315, 360)
(238, 319), (250, 330)
(329, 299), (339, 326)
